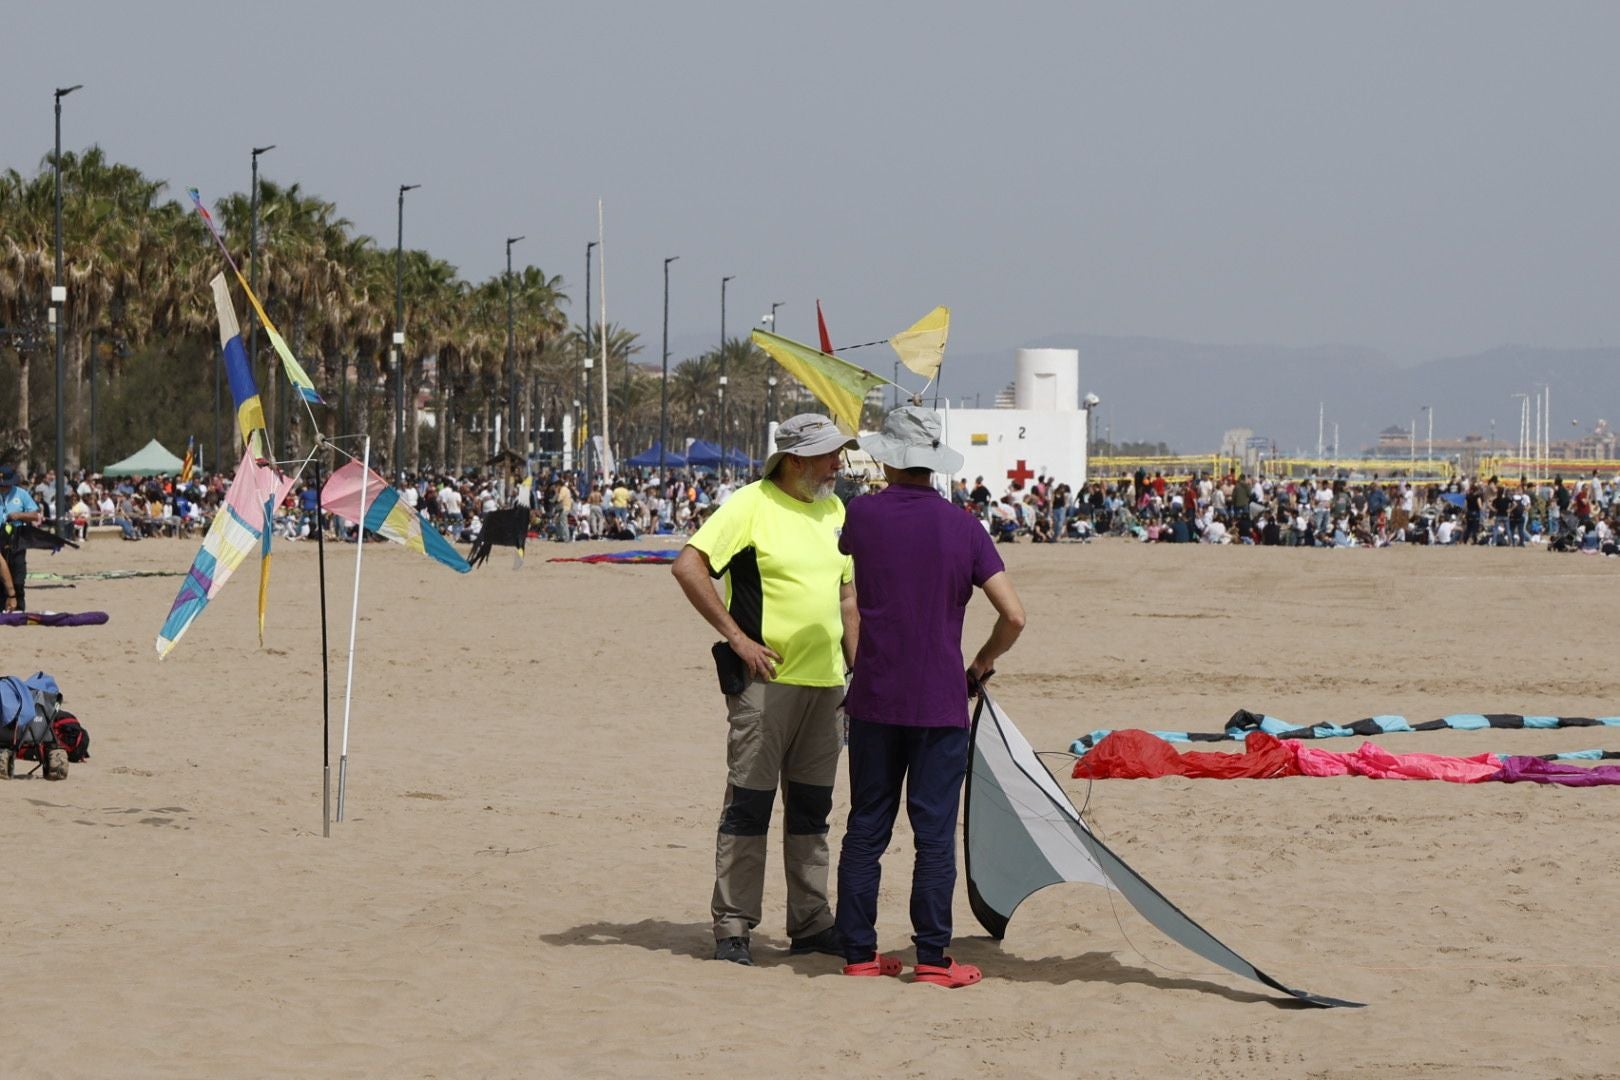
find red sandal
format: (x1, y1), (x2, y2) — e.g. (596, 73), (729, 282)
(912, 959), (982, 987)
(842, 954), (903, 977)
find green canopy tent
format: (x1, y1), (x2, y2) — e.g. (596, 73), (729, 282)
(102, 439), (186, 478)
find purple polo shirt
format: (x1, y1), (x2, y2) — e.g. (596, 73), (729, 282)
(840, 482), (1005, 727)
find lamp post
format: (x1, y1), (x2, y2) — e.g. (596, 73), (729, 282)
(659, 256), (679, 475)
(720, 275), (734, 478)
(764, 301), (784, 425)
(1420, 404), (1432, 463)
(767, 375), (778, 445)
(52, 83), (82, 533)
(393, 184), (419, 481)
(505, 236), (524, 451)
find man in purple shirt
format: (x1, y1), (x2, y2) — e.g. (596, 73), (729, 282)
(834, 406), (1026, 987)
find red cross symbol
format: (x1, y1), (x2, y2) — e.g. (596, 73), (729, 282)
(1007, 459), (1034, 486)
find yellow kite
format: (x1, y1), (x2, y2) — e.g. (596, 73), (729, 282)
(751, 330), (887, 435)
(889, 306), (950, 380)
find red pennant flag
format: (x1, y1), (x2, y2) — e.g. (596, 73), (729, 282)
(817, 299), (835, 355)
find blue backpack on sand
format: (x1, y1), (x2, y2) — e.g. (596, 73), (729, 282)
(1, 672), (74, 780)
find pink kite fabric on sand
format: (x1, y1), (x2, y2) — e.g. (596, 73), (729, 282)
(1287, 741), (1504, 783)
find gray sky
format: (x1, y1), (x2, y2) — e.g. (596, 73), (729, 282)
(6, 1), (1617, 397)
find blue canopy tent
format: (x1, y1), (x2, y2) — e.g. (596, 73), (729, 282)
(624, 441), (687, 469)
(685, 440), (724, 468)
(686, 440), (758, 470)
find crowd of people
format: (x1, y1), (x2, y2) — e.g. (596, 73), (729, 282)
(9, 454), (1620, 563)
(944, 468), (1620, 552)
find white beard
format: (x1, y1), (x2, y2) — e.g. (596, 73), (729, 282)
(814, 479), (838, 501)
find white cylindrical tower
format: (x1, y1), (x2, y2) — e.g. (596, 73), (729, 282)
(1014, 348), (1079, 412)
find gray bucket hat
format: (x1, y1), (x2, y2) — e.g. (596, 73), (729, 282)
(765, 413), (860, 477)
(859, 405), (963, 474)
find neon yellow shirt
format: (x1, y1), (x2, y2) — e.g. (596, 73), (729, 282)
(688, 479), (852, 687)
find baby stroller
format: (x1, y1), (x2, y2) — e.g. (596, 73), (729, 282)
(1, 673), (70, 781)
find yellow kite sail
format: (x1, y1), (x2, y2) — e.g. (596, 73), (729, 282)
(889, 306), (950, 380)
(751, 330), (887, 435)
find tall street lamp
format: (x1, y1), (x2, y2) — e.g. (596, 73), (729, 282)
(765, 301), (784, 425)
(720, 274), (735, 479)
(249, 144), (275, 455)
(505, 237), (524, 452)
(394, 183), (419, 481)
(52, 83), (82, 532)
(659, 256), (679, 475)
(1420, 404), (1432, 463)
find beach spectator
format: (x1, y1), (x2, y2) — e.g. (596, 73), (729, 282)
(1, 464), (44, 610)
(585, 488), (605, 538)
(552, 478), (574, 541)
(671, 413), (859, 968)
(969, 476), (991, 516)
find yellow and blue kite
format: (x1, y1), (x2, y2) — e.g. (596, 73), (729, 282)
(190, 189), (324, 407)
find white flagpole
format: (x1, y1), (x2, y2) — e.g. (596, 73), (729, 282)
(597, 199), (610, 481)
(335, 434), (371, 822)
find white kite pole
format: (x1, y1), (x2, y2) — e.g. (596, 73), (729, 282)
(336, 434), (371, 822)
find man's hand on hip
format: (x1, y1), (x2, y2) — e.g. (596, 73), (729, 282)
(734, 638), (782, 682)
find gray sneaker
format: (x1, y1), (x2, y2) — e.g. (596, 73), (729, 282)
(713, 936), (753, 965)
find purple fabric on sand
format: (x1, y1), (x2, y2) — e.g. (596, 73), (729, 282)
(0, 611), (109, 627)
(1492, 756), (1620, 786)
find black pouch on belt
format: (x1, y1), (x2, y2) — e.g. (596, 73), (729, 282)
(711, 641), (750, 696)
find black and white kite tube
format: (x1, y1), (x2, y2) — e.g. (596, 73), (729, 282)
(964, 691), (1364, 1009)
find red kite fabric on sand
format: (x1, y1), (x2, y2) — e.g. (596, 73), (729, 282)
(1074, 730), (1503, 783)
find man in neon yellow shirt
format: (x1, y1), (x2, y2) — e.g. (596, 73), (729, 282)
(672, 414), (858, 966)
(610, 480), (631, 529)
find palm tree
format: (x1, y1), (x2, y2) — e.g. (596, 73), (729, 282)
(56, 147), (174, 467)
(398, 250), (464, 470)
(0, 166), (54, 472)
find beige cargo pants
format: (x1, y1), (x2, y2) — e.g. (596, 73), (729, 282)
(711, 679), (843, 941)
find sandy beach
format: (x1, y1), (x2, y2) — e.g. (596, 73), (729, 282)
(7, 533), (1619, 1079)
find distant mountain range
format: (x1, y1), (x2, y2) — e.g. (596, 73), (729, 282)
(938, 335), (1619, 456)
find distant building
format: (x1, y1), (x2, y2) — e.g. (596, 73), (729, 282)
(938, 348), (1092, 491)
